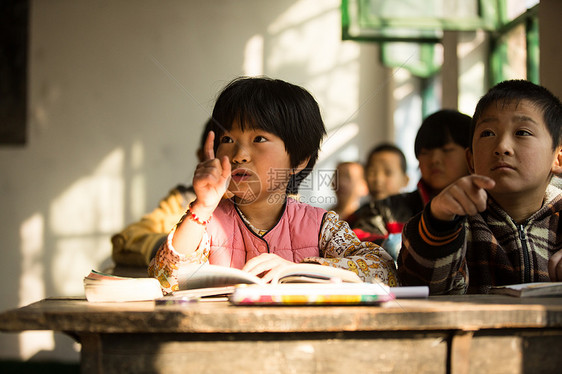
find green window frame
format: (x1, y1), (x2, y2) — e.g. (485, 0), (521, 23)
(342, 0), (539, 85)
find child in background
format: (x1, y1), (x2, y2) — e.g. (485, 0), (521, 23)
(398, 80), (562, 294)
(149, 77), (397, 294)
(111, 119), (213, 268)
(329, 161), (368, 221)
(349, 110), (471, 260)
(364, 143), (409, 201)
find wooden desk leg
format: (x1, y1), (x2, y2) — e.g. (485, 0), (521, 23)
(450, 330), (475, 374)
(77, 333), (102, 374)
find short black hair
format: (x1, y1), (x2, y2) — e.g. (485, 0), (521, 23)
(471, 80), (562, 150)
(210, 76), (327, 194)
(414, 109), (472, 158)
(366, 143), (407, 173)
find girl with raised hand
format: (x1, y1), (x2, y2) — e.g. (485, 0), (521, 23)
(149, 77), (397, 293)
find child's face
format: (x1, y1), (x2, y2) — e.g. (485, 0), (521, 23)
(332, 163), (368, 199)
(365, 151), (409, 200)
(468, 99), (562, 200)
(418, 142), (469, 193)
(216, 122), (297, 205)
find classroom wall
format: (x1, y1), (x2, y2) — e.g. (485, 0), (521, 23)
(1, 0), (560, 364)
(0, 0), (391, 362)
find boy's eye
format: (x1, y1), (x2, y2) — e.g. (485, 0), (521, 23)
(254, 135), (267, 143)
(220, 136), (233, 144)
(515, 129), (532, 136)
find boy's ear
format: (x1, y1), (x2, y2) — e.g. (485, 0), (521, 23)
(466, 148), (475, 174)
(551, 145), (562, 175)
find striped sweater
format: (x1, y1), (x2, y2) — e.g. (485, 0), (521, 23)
(397, 184), (562, 294)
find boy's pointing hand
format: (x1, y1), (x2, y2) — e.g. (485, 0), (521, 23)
(430, 175), (495, 221)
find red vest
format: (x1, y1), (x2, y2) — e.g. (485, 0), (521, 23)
(206, 198), (326, 269)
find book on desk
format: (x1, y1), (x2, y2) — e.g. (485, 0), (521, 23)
(489, 282), (562, 297)
(169, 263), (427, 305)
(83, 270), (164, 302)
(84, 263), (363, 303)
(84, 263), (428, 304)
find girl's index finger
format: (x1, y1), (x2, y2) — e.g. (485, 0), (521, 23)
(203, 131), (215, 160)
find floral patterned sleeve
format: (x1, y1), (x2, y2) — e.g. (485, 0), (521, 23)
(302, 211), (399, 286)
(147, 226), (211, 294)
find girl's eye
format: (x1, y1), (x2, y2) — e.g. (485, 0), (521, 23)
(254, 135), (267, 143)
(220, 136), (233, 144)
(479, 130), (494, 138)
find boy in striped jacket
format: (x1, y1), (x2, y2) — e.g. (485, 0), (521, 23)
(398, 80), (562, 294)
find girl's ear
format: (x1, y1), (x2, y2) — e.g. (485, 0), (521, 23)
(466, 148), (475, 174)
(551, 145), (562, 175)
(293, 157), (311, 174)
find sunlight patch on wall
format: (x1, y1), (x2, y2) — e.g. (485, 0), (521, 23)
(50, 149), (124, 234)
(319, 122), (360, 162)
(243, 34), (264, 76)
(19, 214), (55, 359)
(50, 148), (124, 295)
(19, 213), (45, 306)
(268, 0), (336, 34)
(130, 140), (146, 219)
(312, 60), (360, 132)
(266, 0), (360, 132)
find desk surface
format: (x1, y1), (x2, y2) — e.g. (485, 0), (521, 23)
(4, 296), (562, 373)
(2, 295), (562, 334)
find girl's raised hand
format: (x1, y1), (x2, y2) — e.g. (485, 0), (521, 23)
(192, 131), (231, 212)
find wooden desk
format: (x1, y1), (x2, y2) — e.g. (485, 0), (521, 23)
(2, 295), (562, 373)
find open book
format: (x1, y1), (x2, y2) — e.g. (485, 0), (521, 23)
(489, 282), (562, 297)
(177, 263), (362, 288)
(165, 263), (396, 305)
(169, 263), (363, 299)
(84, 270), (163, 302)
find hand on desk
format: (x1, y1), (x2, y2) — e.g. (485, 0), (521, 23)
(243, 253), (294, 283)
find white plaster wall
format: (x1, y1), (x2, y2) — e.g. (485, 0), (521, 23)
(0, 0), (390, 361)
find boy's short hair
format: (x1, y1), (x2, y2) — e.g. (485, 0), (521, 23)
(210, 76), (327, 193)
(471, 80), (562, 150)
(414, 109), (472, 158)
(366, 143), (407, 173)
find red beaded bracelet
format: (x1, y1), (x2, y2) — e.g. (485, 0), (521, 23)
(186, 203), (212, 225)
